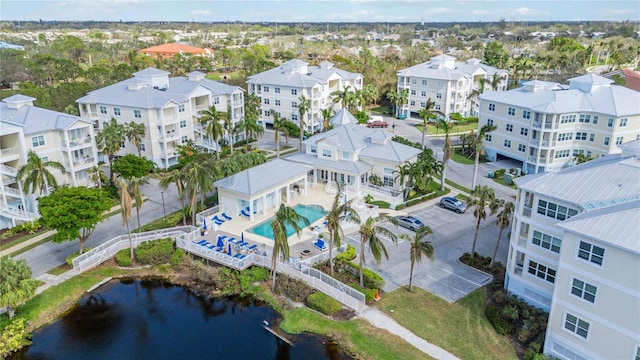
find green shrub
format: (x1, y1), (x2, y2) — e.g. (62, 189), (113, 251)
(494, 168), (506, 178)
(274, 275), (314, 302)
(349, 283), (379, 302)
(339, 261), (385, 289)
(369, 200), (390, 209)
(335, 244), (357, 262)
(170, 248), (185, 266)
(115, 248), (132, 267)
(0, 318), (31, 358)
(66, 247), (93, 268)
(135, 238), (174, 265)
(242, 266), (270, 282)
(485, 305), (514, 335)
(306, 291), (342, 315)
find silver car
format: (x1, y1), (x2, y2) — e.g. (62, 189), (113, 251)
(395, 215), (426, 231)
(439, 197), (467, 213)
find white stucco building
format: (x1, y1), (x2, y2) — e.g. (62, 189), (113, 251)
(505, 140), (640, 360)
(246, 59), (363, 132)
(479, 74), (640, 174)
(76, 68), (245, 169)
(1, 95), (99, 229)
(396, 54), (508, 119)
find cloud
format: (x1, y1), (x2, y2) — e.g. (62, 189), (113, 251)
(191, 10), (212, 17)
(513, 7), (549, 16)
(423, 7), (456, 15)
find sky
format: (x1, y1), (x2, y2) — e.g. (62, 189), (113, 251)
(1, 0), (639, 23)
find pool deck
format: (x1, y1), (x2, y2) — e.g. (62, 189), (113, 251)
(198, 184), (397, 260)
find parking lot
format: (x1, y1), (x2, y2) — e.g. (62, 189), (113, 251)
(343, 202), (508, 303)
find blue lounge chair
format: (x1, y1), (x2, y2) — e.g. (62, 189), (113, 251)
(194, 239), (207, 245)
(245, 244), (258, 251)
(234, 253), (246, 260)
(200, 241), (211, 247)
(213, 215), (225, 223)
(240, 209), (251, 217)
(221, 212), (232, 221)
(313, 239), (327, 251)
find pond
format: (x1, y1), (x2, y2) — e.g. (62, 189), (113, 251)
(12, 278), (350, 360)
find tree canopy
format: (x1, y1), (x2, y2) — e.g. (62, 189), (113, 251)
(112, 154), (155, 179)
(0, 256), (39, 319)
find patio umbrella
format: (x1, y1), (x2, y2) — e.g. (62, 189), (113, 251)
(344, 192), (347, 215)
(217, 236), (224, 248)
(228, 243), (232, 256)
(241, 232), (244, 243)
(203, 218), (207, 230)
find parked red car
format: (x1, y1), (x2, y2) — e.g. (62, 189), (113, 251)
(366, 120), (389, 128)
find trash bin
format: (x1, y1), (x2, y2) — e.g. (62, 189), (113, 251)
(488, 172), (494, 178)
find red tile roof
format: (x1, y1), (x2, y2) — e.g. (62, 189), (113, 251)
(139, 43), (214, 58)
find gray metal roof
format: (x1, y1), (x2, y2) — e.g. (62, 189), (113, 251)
(557, 199), (640, 254)
(515, 153), (640, 209)
(330, 109), (355, 126)
(214, 159), (312, 196)
(284, 153), (372, 174)
(246, 59), (362, 88)
(481, 74), (640, 116)
(169, 76), (242, 97)
(1, 96), (91, 135)
(360, 137), (421, 163)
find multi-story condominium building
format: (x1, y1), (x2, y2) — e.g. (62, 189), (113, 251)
(246, 59), (363, 132)
(396, 54), (508, 119)
(1, 95), (99, 230)
(77, 68), (244, 169)
(505, 141), (640, 360)
(479, 74), (640, 174)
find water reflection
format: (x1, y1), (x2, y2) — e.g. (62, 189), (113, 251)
(13, 278), (350, 360)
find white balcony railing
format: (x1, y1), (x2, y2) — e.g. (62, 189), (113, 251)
(2, 186), (22, 197)
(0, 164), (18, 176)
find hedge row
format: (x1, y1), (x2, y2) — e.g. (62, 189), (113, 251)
(306, 291), (342, 315)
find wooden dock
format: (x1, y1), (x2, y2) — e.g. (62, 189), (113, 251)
(261, 325), (293, 346)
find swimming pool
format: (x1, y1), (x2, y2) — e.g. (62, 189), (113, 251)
(249, 204), (328, 240)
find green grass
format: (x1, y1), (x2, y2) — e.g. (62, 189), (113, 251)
(491, 176), (518, 189)
(451, 147), (487, 165)
(205, 71), (242, 82)
(370, 106), (393, 115)
(47, 264), (71, 276)
(0, 231), (42, 252)
(378, 288), (517, 360)
(445, 178), (472, 194)
(7, 234), (55, 257)
(415, 121), (479, 135)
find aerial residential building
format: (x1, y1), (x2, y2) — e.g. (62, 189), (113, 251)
(139, 43), (215, 60)
(505, 141), (640, 360)
(0, 95), (99, 230)
(479, 74), (640, 174)
(285, 109), (421, 207)
(76, 68), (244, 169)
(396, 54), (508, 119)
(246, 59), (363, 132)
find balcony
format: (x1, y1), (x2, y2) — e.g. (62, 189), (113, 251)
(532, 121), (553, 130)
(517, 234), (528, 248)
(66, 157), (95, 170)
(0, 147), (20, 161)
(160, 130), (179, 141)
(514, 264), (523, 276)
(527, 155), (547, 163)
(522, 205), (532, 217)
(2, 186), (22, 198)
(62, 137), (92, 149)
(0, 164), (18, 177)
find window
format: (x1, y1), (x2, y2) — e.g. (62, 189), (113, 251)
(560, 115), (576, 124)
(571, 278), (597, 303)
(31, 135), (45, 147)
(486, 134), (492, 142)
(411, 89), (416, 96)
(291, 89), (297, 95)
(589, 133), (595, 142)
(573, 149), (584, 157)
(522, 110), (531, 119)
(411, 78), (417, 84)
(607, 118), (614, 127)
(564, 313), (589, 339)
(435, 104), (441, 111)
(508, 107), (515, 116)
(321, 149), (331, 158)
(264, 99), (270, 105)
(578, 114), (590, 123)
(537, 200), (578, 220)
(578, 241), (604, 265)
(436, 92), (442, 99)
(554, 149), (571, 158)
(342, 151), (350, 159)
(291, 101), (298, 108)
(619, 118), (627, 127)
(592, 115), (598, 124)
(114, 107), (121, 116)
(291, 114), (298, 121)
(214, 97), (220, 105)
(383, 167), (394, 187)
(274, 87), (280, 94)
(437, 81), (443, 87)
(100, 106), (107, 114)
(410, 100), (416, 106)
(178, 104), (185, 113)
(179, 135), (187, 144)
(603, 136), (610, 146)
(41, 156), (48, 162)
(520, 127), (529, 136)
(120, 141), (126, 148)
(420, 102), (426, 108)
(421, 79), (427, 85)
(532, 230), (561, 253)
(310, 145), (316, 154)
(179, 120), (187, 128)
(263, 86), (269, 92)
(487, 119), (494, 126)
(275, 100), (281, 106)
(557, 132), (573, 141)
(575, 132), (587, 140)
(506, 124), (513, 132)
(134, 110), (142, 118)
(421, 90), (426, 97)
(528, 260), (556, 283)
(504, 140), (511, 148)
(615, 136), (623, 145)
(140, 144), (146, 152)
(518, 144), (526, 152)
(488, 103), (495, 111)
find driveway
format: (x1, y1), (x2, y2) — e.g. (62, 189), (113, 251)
(343, 202), (507, 303)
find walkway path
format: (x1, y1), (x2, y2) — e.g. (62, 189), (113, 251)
(358, 306), (460, 360)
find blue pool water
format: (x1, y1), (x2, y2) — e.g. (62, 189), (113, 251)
(249, 204), (327, 240)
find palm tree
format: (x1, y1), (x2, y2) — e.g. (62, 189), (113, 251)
(199, 105), (224, 160)
(321, 108), (333, 131)
(331, 85), (356, 111)
(17, 150), (66, 196)
(159, 169), (187, 225)
(270, 110), (285, 159)
(325, 184), (361, 275)
(470, 124), (496, 192)
(128, 176), (148, 232)
(490, 200), (514, 266)
(361, 84), (379, 112)
(437, 117), (454, 191)
(402, 226), (434, 292)
(97, 118), (125, 184)
(269, 204), (310, 291)
(89, 164), (107, 189)
(469, 185), (496, 256)
(297, 95), (311, 151)
(0, 256), (39, 320)
(234, 116), (263, 151)
(417, 99), (436, 149)
(125, 121), (146, 157)
(221, 105), (234, 156)
(357, 215), (398, 288)
(117, 178), (134, 261)
(386, 89), (408, 118)
(182, 159), (216, 223)
(393, 161), (415, 201)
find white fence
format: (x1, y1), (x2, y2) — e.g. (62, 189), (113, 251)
(195, 205), (220, 226)
(72, 226), (197, 272)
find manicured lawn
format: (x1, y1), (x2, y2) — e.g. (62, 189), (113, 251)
(415, 121), (479, 135)
(205, 71), (242, 82)
(451, 147), (487, 165)
(491, 176), (518, 189)
(445, 178), (472, 194)
(369, 106), (393, 115)
(377, 288), (517, 360)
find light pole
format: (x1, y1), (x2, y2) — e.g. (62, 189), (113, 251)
(161, 191), (167, 221)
